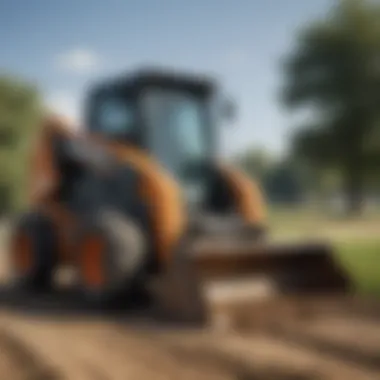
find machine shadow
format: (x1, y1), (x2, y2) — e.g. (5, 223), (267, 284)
(0, 285), (160, 326)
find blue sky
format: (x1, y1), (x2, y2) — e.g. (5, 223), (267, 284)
(0, 0), (333, 156)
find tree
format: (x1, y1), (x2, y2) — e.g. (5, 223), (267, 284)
(282, 0), (380, 214)
(265, 159), (305, 204)
(235, 147), (274, 182)
(0, 74), (42, 215)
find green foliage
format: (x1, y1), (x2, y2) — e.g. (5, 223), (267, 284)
(264, 160), (304, 204)
(0, 74), (42, 214)
(338, 239), (380, 295)
(235, 147), (274, 182)
(282, 0), (380, 214)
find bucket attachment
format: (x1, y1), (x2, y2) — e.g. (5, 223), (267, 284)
(151, 239), (351, 327)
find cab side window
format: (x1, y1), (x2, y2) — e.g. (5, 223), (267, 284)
(90, 91), (136, 138)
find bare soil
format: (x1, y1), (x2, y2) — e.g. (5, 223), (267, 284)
(1, 225), (380, 380)
(0, 290), (379, 380)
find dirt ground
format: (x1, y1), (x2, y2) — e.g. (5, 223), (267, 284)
(1, 227), (380, 380)
(0, 290), (380, 380)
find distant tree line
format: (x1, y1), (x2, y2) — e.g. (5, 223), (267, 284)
(239, 0), (380, 215)
(235, 148), (304, 205)
(282, 0), (380, 214)
(235, 147), (350, 207)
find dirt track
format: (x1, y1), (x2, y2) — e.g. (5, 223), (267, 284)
(0, 293), (380, 380)
(1, 228), (380, 380)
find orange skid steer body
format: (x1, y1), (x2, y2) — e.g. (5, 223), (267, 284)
(10, 70), (351, 326)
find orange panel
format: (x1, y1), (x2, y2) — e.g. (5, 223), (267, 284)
(79, 235), (106, 288)
(88, 135), (188, 266)
(13, 232), (33, 274)
(29, 114), (76, 206)
(218, 164), (266, 225)
(29, 116), (187, 268)
(28, 116), (78, 264)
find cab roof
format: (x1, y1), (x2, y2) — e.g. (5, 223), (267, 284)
(90, 68), (216, 97)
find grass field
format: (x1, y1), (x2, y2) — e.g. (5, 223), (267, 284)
(269, 206), (380, 295)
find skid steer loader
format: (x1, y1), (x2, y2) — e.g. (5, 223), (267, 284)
(10, 69), (350, 326)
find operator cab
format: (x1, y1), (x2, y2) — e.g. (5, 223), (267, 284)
(85, 69), (221, 209)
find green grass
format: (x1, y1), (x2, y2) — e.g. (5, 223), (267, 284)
(268, 207), (380, 296)
(336, 239), (380, 295)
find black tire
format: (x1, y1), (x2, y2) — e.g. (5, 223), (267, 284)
(76, 209), (148, 309)
(10, 212), (57, 292)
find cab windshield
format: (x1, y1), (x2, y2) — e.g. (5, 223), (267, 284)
(142, 89), (212, 204)
(90, 91), (136, 137)
(142, 89), (210, 171)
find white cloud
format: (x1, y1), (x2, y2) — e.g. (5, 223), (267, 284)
(55, 48), (101, 73)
